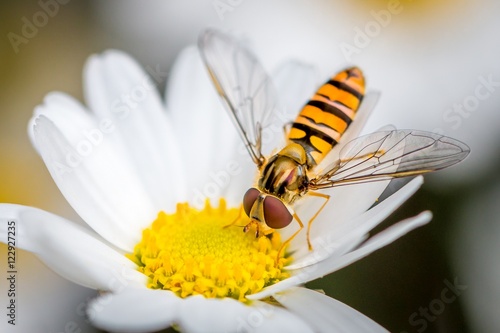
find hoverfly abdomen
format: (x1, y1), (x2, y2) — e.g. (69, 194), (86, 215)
(289, 67), (366, 167)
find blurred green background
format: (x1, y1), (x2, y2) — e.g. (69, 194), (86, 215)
(1, 1), (499, 332)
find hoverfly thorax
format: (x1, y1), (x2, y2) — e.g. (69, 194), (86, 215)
(241, 143), (310, 234)
(258, 143), (310, 203)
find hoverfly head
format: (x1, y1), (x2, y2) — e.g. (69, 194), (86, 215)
(243, 188), (293, 230)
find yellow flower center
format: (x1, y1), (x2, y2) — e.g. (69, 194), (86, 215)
(127, 199), (291, 302)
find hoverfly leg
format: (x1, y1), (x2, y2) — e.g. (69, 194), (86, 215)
(223, 205), (244, 229)
(304, 192), (331, 250)
(276, 213), (305, 264)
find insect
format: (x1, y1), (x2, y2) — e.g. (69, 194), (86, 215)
(198, 29), (470, 254)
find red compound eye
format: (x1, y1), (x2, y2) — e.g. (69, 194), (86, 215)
(243, 188), (260, 216)
(243, 189), (293, 229)
(263, 196), (293, 229)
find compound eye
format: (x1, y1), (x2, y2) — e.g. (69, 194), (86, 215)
(263, 196), (293, 229)
(243, 188), (260, 216)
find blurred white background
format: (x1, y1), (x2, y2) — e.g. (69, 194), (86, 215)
(1, 0), (499, 332)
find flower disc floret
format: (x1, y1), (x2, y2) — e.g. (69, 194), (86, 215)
(127, 199), (291, 302)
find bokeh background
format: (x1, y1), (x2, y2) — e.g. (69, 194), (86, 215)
(1, 0), (499, 332)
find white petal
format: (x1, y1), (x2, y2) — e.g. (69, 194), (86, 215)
(287, 179), (390, 255)
(28, 92), (95, 154)
(273, 60), (319, 121)
(177, 295), (313, 333)
(376, 124), (397, 132)
(248, 301), (314, 333)
(166, 47), (244, 207)
(220, 152), (259, 208)
(288, 176), (424, 268)
(84, 49), (185, 212)
(88, 288), (179, 333)
(275, 287), (389, 333)
(0, 204), (146, 291)
(260, 61), (320, 152)
(33, 113), (157, 251)
(248, 211), (432, 300)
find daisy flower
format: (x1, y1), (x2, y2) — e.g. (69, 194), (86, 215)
(0, 40), (433, 333)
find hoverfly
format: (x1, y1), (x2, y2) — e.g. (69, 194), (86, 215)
(198, 29), (470, 255)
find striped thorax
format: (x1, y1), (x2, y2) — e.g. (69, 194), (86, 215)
(258, 143), (309, 204)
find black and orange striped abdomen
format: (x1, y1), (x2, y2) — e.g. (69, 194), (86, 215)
(288, 67), (365, 167)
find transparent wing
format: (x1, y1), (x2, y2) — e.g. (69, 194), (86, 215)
(198, 29), (279, 167)
(310, 130), (470, 188)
